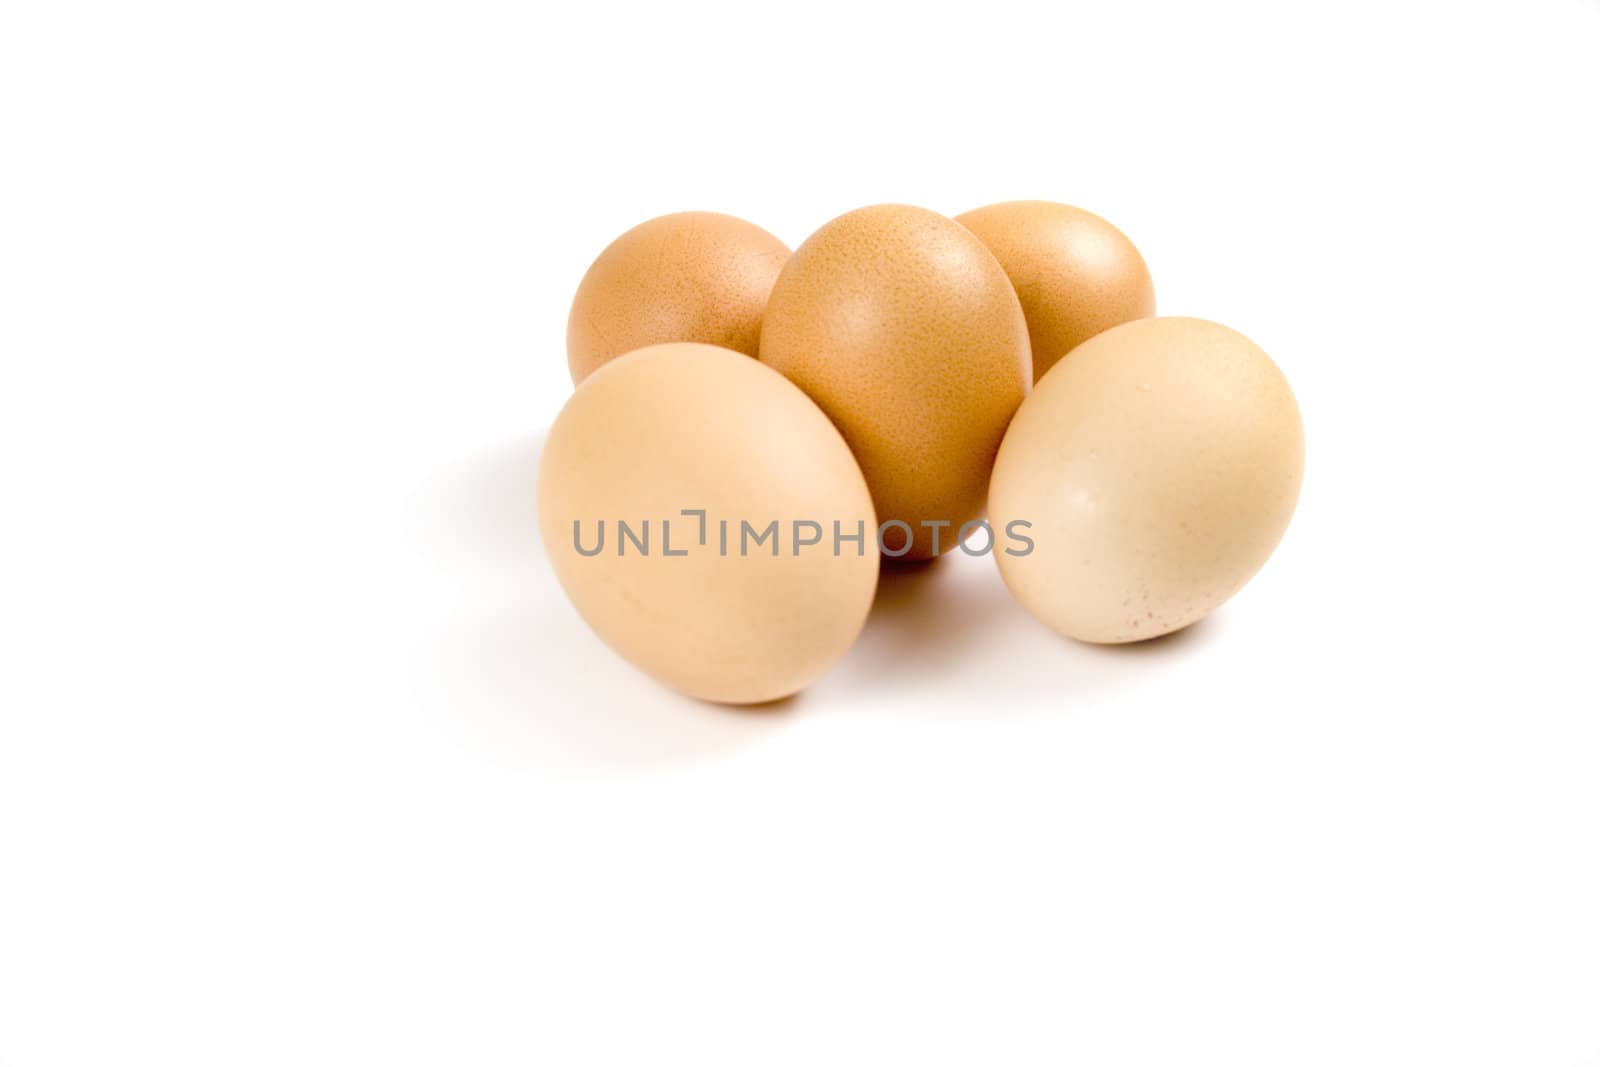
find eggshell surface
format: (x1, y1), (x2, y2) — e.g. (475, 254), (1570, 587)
(758, 204), (1030, 559)
(538, 342), (879, 704)
(566, 212), (789, 385)
(988, 317), (1303, 643)
(957, 200), (1155, 381)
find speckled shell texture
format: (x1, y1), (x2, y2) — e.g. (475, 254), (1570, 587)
(538, 343), (879, 704)
(566, 212), (789, 385)
(758, 204), (1030, 560)
(989, 317), (1303, 644)
(957, 200), (1155, 382)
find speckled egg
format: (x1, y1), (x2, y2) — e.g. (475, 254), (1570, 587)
(758, 204), (1030, 559)
(566, 212), (789, 384)
(988, 317), (1303, 643)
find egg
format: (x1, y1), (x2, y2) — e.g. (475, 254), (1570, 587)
(538, 342), (879, 704)
(957, 200), (1155, 382)
(758, 204), (1030, 559)
(988, 317), (1303, 643)
(565, 212), (789, 385)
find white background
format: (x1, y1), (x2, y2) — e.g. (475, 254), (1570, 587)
(3, 1), (1598, 1064)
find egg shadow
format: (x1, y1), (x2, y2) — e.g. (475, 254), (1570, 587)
(829, 549), (1224, 708)
(1028, 608), (1225, 697)
(440, 432), (793, 771)
(1093, 615), (1218, 655)
(463, 597), (798, 772)
(439, 432), (548, 565)
(831, 553), (1024, 699)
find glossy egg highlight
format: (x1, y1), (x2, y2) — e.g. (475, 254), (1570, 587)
(958, 200), (1155, 381)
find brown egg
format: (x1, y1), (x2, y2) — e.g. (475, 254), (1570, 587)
(538, 342), (879, 704)
(758, 204), (1030, 560)
(988, 318), (1303, 643)
(957, 200), (1155, 381)
(565, 212), (789, 385)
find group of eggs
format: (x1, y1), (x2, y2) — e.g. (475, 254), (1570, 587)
(539, 202), (1305, 705)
